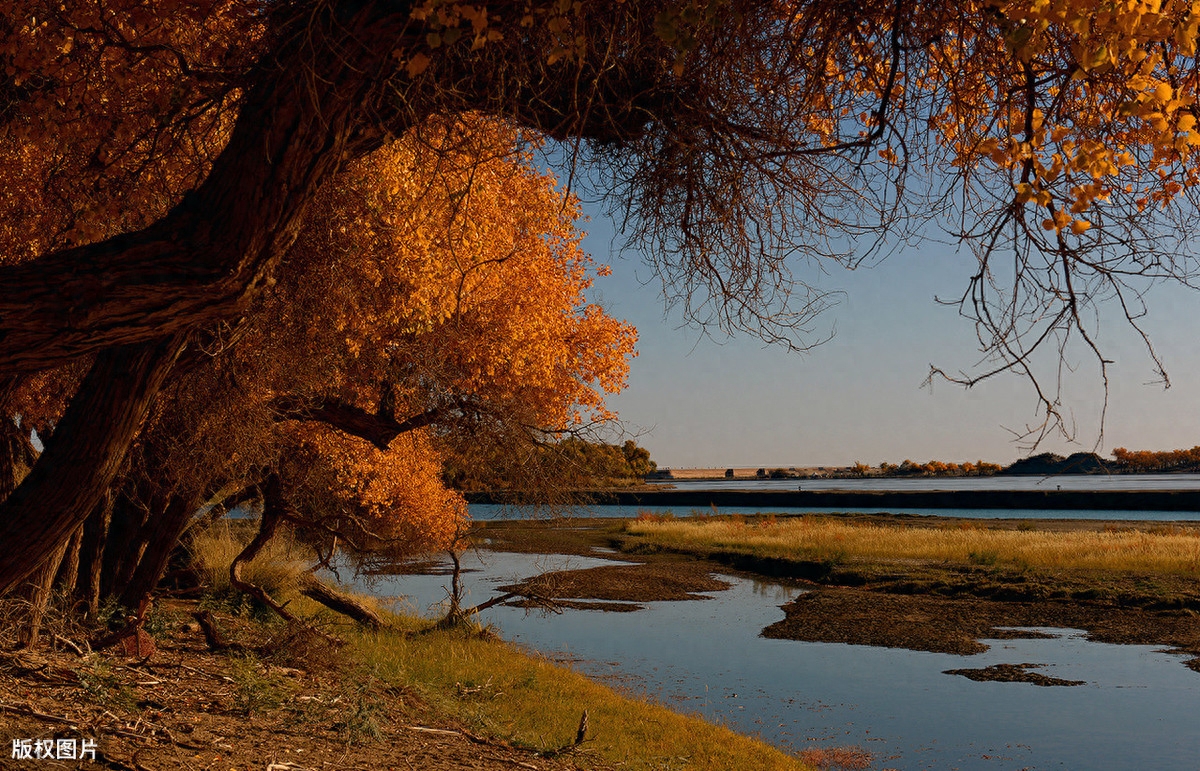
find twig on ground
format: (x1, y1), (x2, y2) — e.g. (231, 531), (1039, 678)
(53, 633), (89, 657)
(0, 700), (79, 727)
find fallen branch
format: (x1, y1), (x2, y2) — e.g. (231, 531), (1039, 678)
(297, 574), (382, 629)
(192, 610), (247, 653)
(53, 633), (89, 657)
(435, 590), (560, 631)
(407, 726), (462, 737)
(0, 700), (79, 727)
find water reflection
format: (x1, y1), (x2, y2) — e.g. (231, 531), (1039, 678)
(751, 579), (802, 603)
(348, 550), (1200, 770)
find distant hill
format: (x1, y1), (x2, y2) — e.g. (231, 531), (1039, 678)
(1000, 452), (1113, 476)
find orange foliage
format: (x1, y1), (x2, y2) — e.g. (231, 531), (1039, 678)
(200, 121), (635, 556)
(279, 424), (466, 556)
(272, 121), (636, 431)
(0, 0), (257, 257)
(1112, 446), (1200, 472)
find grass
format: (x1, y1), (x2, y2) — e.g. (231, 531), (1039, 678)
(348, 619), (814, 770)
(190, 520), (312, 597)
(625, 515), (1200, 575)
(185, 519), (816, 769)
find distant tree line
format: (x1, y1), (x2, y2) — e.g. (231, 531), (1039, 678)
(872, 460), (1004, 477)
(446, 438), (656, 492)
(1111, 447), (1200, 473)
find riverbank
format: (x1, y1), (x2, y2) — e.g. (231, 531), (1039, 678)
(0, 597), (812, 771)
(473, 514), (1200, 672)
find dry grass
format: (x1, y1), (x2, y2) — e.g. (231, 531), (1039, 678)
(626, 516), (1200, 575)
(189, 520), (312, 597)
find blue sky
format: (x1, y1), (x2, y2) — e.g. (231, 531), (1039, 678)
(578, 202), (1200, 469)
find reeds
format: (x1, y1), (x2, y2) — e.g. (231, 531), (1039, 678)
(627, 516), (1200, 574)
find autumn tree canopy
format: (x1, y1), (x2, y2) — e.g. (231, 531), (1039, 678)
(5, 0), (1200, 591)
(3, 120), (635, 618)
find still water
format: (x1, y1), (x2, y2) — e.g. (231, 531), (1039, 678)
(353, 549), (1200, 771)
(472, 503), (1200, 521)
(654, 473), (1200, 492)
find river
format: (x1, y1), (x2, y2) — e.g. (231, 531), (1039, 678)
(653, 472), (1200, 492)
(351, 545), (1200, 770)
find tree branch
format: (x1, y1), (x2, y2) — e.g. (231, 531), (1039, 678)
(272, 395), (458, 450)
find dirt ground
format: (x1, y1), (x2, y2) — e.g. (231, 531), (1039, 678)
(0, 608), (603, 771)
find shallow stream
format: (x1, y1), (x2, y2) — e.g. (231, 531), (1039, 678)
(351, 549), (1200, 770)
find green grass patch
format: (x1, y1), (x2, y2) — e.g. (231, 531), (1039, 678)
(348, 621), (812, 770)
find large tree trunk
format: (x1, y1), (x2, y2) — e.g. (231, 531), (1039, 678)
(0, 4), (410, 374)
(54, 526), (83, 597)
(118, 492), (202, 611)
(76, 494), (114, 619)
(17, 538), (72, 648)
(0, 335), (184, 593)
(101, 493), (154, 600)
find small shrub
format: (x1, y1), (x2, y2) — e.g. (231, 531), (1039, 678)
(77, 660), (135, 710)
(228, 653), (287, 716)
(968, 550), (999, 567)
(333, 674), (386, 743)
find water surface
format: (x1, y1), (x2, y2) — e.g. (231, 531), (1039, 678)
(353, 550), (1200, 770)
(655, 472), (1200, 492)
(471, 502), (1200, 521)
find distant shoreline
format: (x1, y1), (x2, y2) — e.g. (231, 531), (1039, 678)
(468, 488), (1200, 511)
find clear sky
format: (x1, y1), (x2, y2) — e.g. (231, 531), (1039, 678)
(577, 201), (1200, 470)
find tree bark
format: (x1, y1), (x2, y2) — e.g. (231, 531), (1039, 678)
(54, 526), (83, 597)
(118, 492), (202, 611)
(16, 538), (72, 648)
(298, 574), (382, 629)
(102, 494), (152, 600)
(0, 335), (185, 593)
(76, 495), (113, 619)
(0, 3), (411, 373)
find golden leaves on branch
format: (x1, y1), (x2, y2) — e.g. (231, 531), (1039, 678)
(920, 0), (1200, 235)
(229, 117), (634, 549)
(281, 118), (636, 434)
(280, 423), (466, 558)
(0, 0), (256, 254)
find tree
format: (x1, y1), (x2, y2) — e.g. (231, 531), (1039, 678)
(6, 0), (1200, 590)
(8, 121), (635, 621)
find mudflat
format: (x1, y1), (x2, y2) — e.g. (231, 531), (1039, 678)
(475, 514), (1200, 675)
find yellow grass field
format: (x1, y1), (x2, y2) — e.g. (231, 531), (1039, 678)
(626, 516), (1200, 575)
